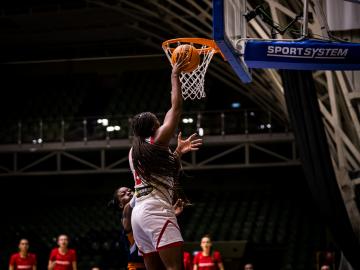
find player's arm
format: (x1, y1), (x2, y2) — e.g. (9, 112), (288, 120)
(216, 252), (225, 270)
(32, 255), (37, 270)
(48, 261), (55, 270)
(71, 250), (77, 270)
(48, 250), (56, 270)
(154, 60), (186, 146)
(9, 255), (15, 270)
(193, 255), (199, 270)
(121, 202), (133, 232)
(72, 261), (77, 270)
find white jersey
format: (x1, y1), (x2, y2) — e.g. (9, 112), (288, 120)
(128, 137), (175, 204)
(128, 137), (183, 254)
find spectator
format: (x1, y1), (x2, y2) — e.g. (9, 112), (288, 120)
(48, 234), (77, 270)
(244, 263), (254, 270)
(193, 234), (224, 270)
(9, 238), (37, 270)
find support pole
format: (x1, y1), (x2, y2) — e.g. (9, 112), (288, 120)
(302, 0), (309, 37)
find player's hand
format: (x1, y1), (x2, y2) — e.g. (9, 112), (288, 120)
(49, 261), (56, 270)
(175, 132), (203, 156)
(173, 199), (185, 216)
(172, 53), (189, 75)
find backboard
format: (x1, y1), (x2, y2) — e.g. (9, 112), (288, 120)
(213, 0), (360, 81)
(213, 0), (252, 83)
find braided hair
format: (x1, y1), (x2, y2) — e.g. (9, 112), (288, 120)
(131, 112), (186, 204)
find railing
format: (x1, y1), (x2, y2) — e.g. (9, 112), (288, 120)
(0, 110), (290, 145)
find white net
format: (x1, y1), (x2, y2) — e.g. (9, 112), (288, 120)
(163, 44), (216, 100)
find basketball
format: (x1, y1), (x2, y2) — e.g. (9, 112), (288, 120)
(171, 44), (200, 73)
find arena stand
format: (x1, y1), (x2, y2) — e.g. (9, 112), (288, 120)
(0, 170), (329, 270)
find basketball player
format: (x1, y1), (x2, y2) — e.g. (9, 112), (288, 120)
(129, 58), (202, 270)
(114, 186), (186, 269)
(193, 235), (224, 270)
(48, 234), (77, 270)
(9, 238), (37, 270)
(115, 186), (146, 270)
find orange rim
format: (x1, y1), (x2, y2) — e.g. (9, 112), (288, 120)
(162, 38), (221, 54)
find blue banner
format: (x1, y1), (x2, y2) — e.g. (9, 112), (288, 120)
(244, 39), (360, 70)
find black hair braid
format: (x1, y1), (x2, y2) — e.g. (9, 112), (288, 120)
(131, 112), (189, 205)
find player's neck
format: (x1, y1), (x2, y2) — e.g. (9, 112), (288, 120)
(59, 247), (68, 254)
(19, 251), (28, 257)
(202, 250), (210, 256)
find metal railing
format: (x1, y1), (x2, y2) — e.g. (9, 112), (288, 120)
(0, 110), (290, 145)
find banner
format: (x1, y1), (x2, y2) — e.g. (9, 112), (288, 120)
(244, 39), (360, 70)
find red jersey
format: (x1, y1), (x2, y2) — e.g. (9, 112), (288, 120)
(9, 253), (36, 270)
(193, 251), (222, 270)
(49, 248), (76, 270)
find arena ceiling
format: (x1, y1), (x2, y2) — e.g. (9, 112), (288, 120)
(0, 0), (286, 122)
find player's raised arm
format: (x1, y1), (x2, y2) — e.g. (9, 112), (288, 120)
(154, 59), (186, 146)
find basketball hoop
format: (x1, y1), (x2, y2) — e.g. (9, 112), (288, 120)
(162, 38), (221, 100)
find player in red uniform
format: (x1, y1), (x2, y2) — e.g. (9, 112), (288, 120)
(9, 238), (37, 270)
(48, 235), (77, 270)
(193, 235), (224, 270)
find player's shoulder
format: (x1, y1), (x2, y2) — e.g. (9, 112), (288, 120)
(194, 251), (201, 258)
(69, 249), (76, 254)
(10, 253), (19, 259)
(28, 253), (37, 261)
(213, 250), (222, 258)
(9, 253), (19, 265)
(50, 248), (58, 254)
